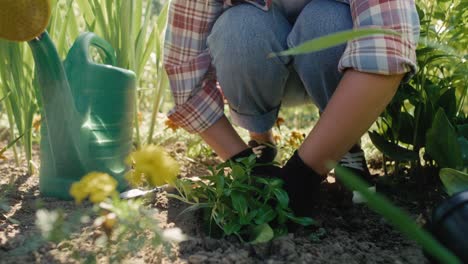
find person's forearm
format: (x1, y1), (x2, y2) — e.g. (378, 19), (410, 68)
(298, 69), (404, 175)
(200, 115), (248, 160)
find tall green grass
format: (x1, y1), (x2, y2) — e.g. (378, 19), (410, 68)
(0, 41), (36, 170)
(75, 0), (169, 147)
(0, 0), (84, 172)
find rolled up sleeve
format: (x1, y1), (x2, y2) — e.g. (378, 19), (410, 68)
(338, 0), (420, 81)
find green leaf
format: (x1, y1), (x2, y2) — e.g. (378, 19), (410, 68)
(426, 108), (463, 169)
(250, 223), (274, 244)
(437, 89), (457, 120)
(255, 177), (283, 188)
(177, 203), (211, 217)
(368, 131), (419, 161)
(223, 221), (241, 235)
(397, 112), (416, 145)
(440, 168), (468, 196)
(415, 4), (425, 21)
(332, 164), (461, 264)
(458, 124), (468, 138)
(216, 173), (225, 197)
(271, 28), (399, 57)
(0, 133), (25, 156)
(414, 101), (435, 149)
(286, 213), (316, 226)
(156, 1), (170, 37)
(459, 137), (468, 166)
(254, 207), (276, 225)
(0, 91), (10, 102)
(231, 191), (248, 216)
(231, 164), (246, 180)
(273, 189), (289, 208)
(246, 209), (258, 223)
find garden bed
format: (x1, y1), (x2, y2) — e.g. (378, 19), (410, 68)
(0, 142), (443, 263)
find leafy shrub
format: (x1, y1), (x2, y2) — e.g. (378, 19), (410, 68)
(369, 0), (467, 174)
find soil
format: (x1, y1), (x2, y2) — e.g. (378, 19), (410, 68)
(0, 142), (445, 264)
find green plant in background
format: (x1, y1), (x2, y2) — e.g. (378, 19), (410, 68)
(0, 0), (84, 172)
(170, 156), (315, 243)
(146, 3), (170, 145)
(75, 0), (170, 147)
(439, 168), (468, 196)
(369, 0), (467, 176)
(333, 164), (461, 264)
(0, 41), (37, 171)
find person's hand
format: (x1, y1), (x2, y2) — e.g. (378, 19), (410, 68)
(247, 140), (277, 164)
(229, 147), (281, 178)
(280, 151), (326, 217)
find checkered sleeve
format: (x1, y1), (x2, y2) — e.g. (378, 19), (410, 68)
(164, 0), (226, 133)
(338, 0), (420, 81)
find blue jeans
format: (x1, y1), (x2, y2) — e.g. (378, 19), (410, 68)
(207, 0), (353, 133)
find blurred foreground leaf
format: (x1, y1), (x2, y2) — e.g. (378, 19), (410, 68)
(271, 28), (398, 57)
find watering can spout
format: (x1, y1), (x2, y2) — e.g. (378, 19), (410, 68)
(29, 32), (136, 199)
(28, 32), (86, 178)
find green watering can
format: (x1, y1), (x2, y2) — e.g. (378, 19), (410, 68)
(1, 0), (135, 199)
(29, 32), (136, 199)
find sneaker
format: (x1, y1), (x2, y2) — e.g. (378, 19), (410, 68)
(337, 144), (376, 204)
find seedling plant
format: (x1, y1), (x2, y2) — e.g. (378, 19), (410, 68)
(170, 155), (315, 243)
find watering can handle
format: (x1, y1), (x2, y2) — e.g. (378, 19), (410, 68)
(71, 32), (117, 66)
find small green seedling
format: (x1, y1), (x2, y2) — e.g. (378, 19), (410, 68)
(170, 155), (315, 243)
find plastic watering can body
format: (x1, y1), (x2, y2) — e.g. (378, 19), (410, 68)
(29, 32), (136, 199)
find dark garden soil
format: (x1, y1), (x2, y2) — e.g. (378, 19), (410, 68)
(0, 142), (445, 263)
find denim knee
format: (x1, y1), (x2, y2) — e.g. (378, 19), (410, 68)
(207, 5), (292, 132)
(288, 0), (353, 111)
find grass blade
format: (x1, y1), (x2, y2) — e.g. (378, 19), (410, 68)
(270, 29), (399, 57)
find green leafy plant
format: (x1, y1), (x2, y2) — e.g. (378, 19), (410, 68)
(170, 156), (315, 243)
(0, 41), (38, 171)
(370, 0), (467, 175)
(333, 164), (461, 264)
(146, 2), (170, 145)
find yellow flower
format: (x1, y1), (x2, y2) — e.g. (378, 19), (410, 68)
(125, 169), (145, 187)
(286, 131), (305, 148)
(70, 172), (118, 204)
(125, 145), (180, 187)
(165, 119), (180, 132)
(291, 131), (305, 140)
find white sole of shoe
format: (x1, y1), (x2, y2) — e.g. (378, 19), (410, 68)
(352, 186), (376, 204)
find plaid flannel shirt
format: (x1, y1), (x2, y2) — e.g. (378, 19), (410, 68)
(164, 0), (420, 133)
